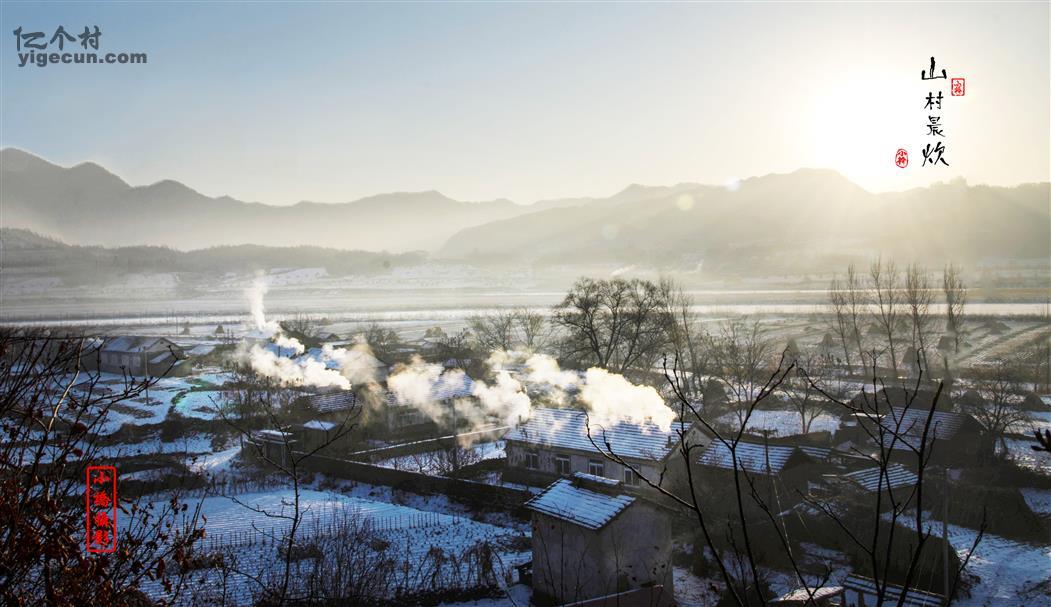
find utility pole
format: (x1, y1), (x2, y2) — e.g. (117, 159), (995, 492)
(943, 466), (950, 601)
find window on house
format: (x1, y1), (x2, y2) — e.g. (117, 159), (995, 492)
(555, 455), (571, 476)
(588, 459), (604, 477)
(624, 467), (641, 486)
(525, 450), (540, 470)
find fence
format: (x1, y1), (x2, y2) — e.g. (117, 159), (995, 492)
(294, 450), (532, 516)
(348, 426), (509, 463)
(198, 507), (456, 553)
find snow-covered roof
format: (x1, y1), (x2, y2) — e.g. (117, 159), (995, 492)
(252, 429), (292, 441)
(148, 351), (180, 364)
(770, 586), (844, 603)
(842, 574), (945, 607)
(524, 478), (635, 530)
(697, 441), (800, 475)
(505, 407), (690, 462)
(303, 420), (338, 431)
(842, 464), (918, 492)
(186, 344), (217, 357)
(302, 390), (358, 413)
(572, 471), (619, 486)
(102, 336), (177, 354)
(798, 446), (832, 460)
(881, 407), (976, 451)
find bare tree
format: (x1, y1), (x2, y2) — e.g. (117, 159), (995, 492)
(964, 357), (1030, 453)
(904, 263), (935, 373)
(781, 347), (829, 434)
(662, 278), (714, 401)
(870, 257), (903, 375)
(942, 264), (967, 356)
(280, 312), (324, 348)
(552, 277), (675, 376)
(708, 319), (775, 424)
(357, 322), (401, 362)
(0, 330), (205, 605)
(828, 275), (855, 372)
(217, 373), (362, 605)
(468, 308), (553, 354)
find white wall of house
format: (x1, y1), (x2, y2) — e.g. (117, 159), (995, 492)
(531, 502), (673, 604)
(506, 442), (659, 487)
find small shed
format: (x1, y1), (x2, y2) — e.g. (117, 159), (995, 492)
(525, 473), (675, 607)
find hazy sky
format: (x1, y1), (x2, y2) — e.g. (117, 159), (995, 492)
(1, 2), (1048, 205)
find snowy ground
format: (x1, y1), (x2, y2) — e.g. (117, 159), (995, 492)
(1009, 410), (1051, 435)
(65, 369), (235, 433)
(137, 487), (530, 605)
(889, 511), (1051, 606)
(1004, 437), (1051, 475)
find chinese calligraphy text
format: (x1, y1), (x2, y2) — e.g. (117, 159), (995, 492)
(86, 465), (117, 554)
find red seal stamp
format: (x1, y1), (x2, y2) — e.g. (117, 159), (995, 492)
(951, 78), (965, 96)
(86, 465), (117, 554)
(895, 148), (909, 168)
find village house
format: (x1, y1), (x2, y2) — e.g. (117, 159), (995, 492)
(299, 419), (345, 451)
(96, 336), (190, 377)
(525, 473), (675, 606)
(877, 407), (992, 467)
(693, 440), (831, 503)
(849, 386), (954, 416)
(503, 407), (704, 490)
(383, 372), (477, 437)
(246, 429), (296, 467)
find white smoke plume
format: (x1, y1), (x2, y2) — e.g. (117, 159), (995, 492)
(578, 368), (676, 430)
(248, 274), (281, 336)
(509, 351), (678, 432)
(471, 351), (532, 427)
(237, 277), (378, 389)
(524, 353), (579, 389)
(246, 344), (352, 390)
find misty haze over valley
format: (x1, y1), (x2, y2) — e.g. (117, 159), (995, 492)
(2, 147), (1047, 326)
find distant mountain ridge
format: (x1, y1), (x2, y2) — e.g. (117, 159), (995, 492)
(2, 148), (1048, 271)
(0, 148), (564, 252)
(440, 169), (1051, 270)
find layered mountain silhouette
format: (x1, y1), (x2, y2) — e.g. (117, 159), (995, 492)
(2, 148), (1047, 269)
(0, 148), (554, 252)
(441, 170), (1050, 269)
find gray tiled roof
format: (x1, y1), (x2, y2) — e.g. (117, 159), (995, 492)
(842, 463), (918, 492)
(505, 407), (689, 462)
(525, 478), (634, 530)
(697, 441), (798, 475)
(302, 390), (358, 413)
(102, 336), (176, 354)
(881, 407), (976, 451)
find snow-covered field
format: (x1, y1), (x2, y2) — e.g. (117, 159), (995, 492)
(138, 488), (530, 605)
